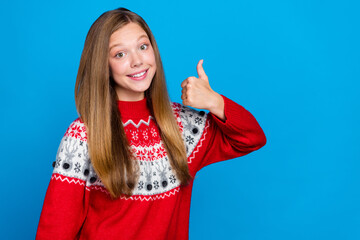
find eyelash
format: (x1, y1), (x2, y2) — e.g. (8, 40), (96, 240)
(114, 44), (149, 58)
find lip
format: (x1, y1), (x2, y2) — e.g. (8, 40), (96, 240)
(127, 68), (149, 81)
(127, 68), (149, 77)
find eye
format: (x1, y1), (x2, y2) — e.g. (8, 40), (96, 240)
(140, 44), (149, 50)
(115, 52), (125, 58)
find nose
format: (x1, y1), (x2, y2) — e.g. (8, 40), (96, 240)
(130, 52), (143, 68)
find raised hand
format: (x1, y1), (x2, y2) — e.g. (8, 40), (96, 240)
(181, 59), (225, 120)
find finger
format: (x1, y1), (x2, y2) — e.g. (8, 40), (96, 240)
(196, 59), (207, 80)
(187, 76), (196, 83)
(181, 87), (186, 95)
(181, 79), (188, 88)
(181, 87), (187, 100)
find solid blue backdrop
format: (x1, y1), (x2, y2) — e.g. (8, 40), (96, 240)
(0, 0), (359, 239)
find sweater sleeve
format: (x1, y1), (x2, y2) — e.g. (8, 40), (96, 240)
(36, 119), (90, 240)
(181, 95), (266, 174)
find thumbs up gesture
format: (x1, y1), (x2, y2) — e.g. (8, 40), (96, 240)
(181, 59), (225, 120)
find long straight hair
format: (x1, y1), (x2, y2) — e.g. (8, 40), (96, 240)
(75, 8), (191, 198)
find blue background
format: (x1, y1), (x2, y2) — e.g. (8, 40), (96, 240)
(1, 0), (359, 239)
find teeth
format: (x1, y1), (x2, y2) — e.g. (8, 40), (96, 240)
(130, 70), (146, 78)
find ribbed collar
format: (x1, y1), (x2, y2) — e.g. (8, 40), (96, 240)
(117, 98), (151, 119)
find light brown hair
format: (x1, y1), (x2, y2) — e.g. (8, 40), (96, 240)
(75, 8), (191, 198)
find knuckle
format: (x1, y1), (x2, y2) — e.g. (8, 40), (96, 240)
(188, 77), (195, 82)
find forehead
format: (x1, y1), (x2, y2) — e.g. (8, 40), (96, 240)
(109, 22), (149, 47)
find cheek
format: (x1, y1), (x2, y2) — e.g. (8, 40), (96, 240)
(109, 61), (128, 76)
(152, 55), (157, 68)
(144, 48), (156, 65)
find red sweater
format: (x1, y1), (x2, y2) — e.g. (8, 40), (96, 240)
(36, 95), (266, 240)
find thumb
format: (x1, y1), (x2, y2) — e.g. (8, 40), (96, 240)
(196, 59), (207, 80)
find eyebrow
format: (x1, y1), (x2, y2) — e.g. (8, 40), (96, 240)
(109, 34), (149, 50)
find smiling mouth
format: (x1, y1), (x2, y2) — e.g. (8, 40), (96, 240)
(127, 69), (148, 78)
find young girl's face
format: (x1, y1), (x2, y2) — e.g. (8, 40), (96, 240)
(109, 22), (156, 101)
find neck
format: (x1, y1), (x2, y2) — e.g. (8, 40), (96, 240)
(115, 87), (145, 102)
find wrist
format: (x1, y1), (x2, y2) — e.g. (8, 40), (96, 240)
(208, 93), (225, 121)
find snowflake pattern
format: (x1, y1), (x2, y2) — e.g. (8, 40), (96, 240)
(132, 131), (139, 141)
(169, 175), (176, 184)
(69, 125), (82, 139)
(74, 162), (81, 173)
(142, 130), (149, 140)
(137, 149), (148, 161)
(64, 119), (87, 142)
(194, 117), (203, 125)
(138, 181), (144, 190)
(132, 144), (166, 161)
(153, 180), (159, 189)
(186, 136), (194, 145)
(151, 128), (157, 137)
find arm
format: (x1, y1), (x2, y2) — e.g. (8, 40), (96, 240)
(36, 119), (90, 240)
(177, 95), (266, 173)
(198, 95), (266, 170)
(180, 60), (266, 173)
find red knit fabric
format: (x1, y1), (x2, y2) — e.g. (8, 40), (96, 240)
(36, 95), (266, 240)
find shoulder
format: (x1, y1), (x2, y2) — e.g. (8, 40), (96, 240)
(63, 117), (87, 142)
(52, 117), (91, 182)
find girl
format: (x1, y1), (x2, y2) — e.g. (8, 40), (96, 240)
(36, 7), (266, 240)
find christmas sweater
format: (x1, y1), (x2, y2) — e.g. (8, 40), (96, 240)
(36, 95), (266, 240)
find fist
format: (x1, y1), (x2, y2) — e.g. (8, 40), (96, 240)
(181, 60), (224, 117)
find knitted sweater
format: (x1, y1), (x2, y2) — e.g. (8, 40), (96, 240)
(36, 95), (266, 240)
